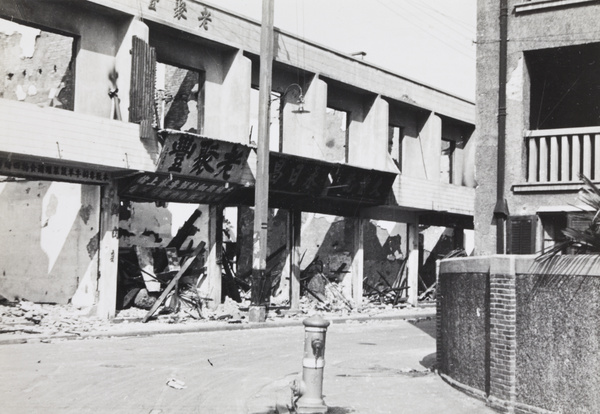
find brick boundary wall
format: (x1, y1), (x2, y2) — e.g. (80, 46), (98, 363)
(487, 256), (517, 413)
(438, 256), (563, 414)
(436, 273), (442, 370)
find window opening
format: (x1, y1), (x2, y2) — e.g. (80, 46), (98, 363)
(388, 125), (404, 171)
(440, 138), (456, 184)
(155, 62), (205, 133)
(527, 43), (600, 129)
(324, 107), (349, 163)
(0, 18), (75, 111)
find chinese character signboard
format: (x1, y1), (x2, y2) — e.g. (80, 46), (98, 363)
(0, 156), (111, 184)
(268, 153), (395, 206)
(119, 172), (234, 204)
(269, 153), (330, 195)
(325, 164), (396, 205)
(156, 131), (253, 186)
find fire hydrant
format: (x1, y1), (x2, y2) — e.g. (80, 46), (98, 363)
(291, 314), (330, 414)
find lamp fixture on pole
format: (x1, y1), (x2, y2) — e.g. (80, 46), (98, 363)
(280, 83), (310, 114)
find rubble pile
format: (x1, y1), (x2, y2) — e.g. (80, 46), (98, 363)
(0, 299), (111, 337)
(0, 291), (420, 340)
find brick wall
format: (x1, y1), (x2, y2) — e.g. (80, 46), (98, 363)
(488, 257), (517, 411)
(438, 255), (600, 414)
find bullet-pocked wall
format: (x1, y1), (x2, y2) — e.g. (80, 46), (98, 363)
(236, 207), (411, 303)
(0, 15), (112, 309)
(0, 18), (75, 110)
(0, 180), (101, 307)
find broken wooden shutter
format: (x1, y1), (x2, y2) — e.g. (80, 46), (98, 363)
(507, 215), (537, 254)
(567, 213), (592, 232)
(130, 36), (158, 155)
(130, 36), (156, 123)
(566, 213), (593, 254)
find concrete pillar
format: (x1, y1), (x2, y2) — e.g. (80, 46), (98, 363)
(204, 50), (251, 144)
(351, 217), (365, 306)
(97, 181), (120, 319)
(206, 205), (223, 309)
(115, 18), (149, 123)
(282, 77), (327, 158)
(461, 129), (476, 187)
(406, 220), (419, 306)
(348, 95), (389, 170)
(290, 210), (302, 310)
(75, 18), (123, 117)
(403, 111), (442, 181)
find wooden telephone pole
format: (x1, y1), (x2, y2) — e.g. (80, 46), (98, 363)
(249, 0), (274, 322)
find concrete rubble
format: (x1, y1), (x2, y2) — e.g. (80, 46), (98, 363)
(0, 294), (433, 344)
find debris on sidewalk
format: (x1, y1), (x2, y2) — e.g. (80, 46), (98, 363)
(0, 299), (111, 338)
(166, 378), (187, 390)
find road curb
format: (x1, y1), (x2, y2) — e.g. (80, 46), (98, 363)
(0, 308), (436, 345)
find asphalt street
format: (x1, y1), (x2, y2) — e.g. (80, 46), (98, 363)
(0, 318), (496, 413)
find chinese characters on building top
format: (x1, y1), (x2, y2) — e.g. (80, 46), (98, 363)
(148, 0), (212, 30)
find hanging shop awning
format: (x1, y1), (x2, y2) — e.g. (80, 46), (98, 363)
(119, 172), (236, 204)
(119, 130), (254, 203)
(269, 152), (396, 205)
(227, 152), (397, 215)
(119, 130), (396, 211)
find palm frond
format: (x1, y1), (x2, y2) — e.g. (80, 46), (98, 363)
(537, 175), (600, 262)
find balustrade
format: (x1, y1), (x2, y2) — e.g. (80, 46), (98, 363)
(525, 127), (600, 183)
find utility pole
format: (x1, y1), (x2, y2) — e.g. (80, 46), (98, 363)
(249, 0), (274, 323)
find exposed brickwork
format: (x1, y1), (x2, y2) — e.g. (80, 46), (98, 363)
(489, 271), (517, 409)
(0, 25), (74, 110)
(436, 275), (442, 370)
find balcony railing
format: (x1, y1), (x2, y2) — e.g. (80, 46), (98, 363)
(525, 127), (600, 183)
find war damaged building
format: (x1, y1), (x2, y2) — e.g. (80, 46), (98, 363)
(0, 0), (475, 319)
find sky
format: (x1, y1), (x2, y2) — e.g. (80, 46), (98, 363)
(212, 0), (477, 101)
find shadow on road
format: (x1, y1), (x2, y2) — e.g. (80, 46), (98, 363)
(420, 352), (437, 370)
(408, 316), (436, 338)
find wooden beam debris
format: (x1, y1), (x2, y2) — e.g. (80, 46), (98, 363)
(142, 242), (206, 323)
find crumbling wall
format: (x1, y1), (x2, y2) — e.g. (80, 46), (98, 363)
(421, 226), (457, 286)
(364, 220), (407, 289)
(236, 207), (288, 281)
(118, 201), (208, 251)
(0, 19), (75, 110)
(0, 180), (100, 306)
(236, 211), (413, 301)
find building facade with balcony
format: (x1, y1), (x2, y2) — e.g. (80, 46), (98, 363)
(435, 2), (600, 413)
(0, 0), (475, 318)
(476, 0), (600, 255)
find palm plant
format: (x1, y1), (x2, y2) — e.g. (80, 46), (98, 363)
(537, 174), (600, 261)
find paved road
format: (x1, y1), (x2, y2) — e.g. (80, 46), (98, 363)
(0, 318), (495, 413)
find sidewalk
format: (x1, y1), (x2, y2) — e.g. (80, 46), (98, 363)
(0, 310), (497, 414)
(0, 303), (437, 345)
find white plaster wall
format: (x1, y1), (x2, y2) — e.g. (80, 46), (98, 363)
(119, 202), (208, 249)
(348, 96), (389, 170)
(0, 181), (100, 306)
(282, 78), (328, 158)
(219, 50), (251, 143)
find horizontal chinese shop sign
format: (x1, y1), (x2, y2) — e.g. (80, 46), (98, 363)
(269, 153), (396, 205)
(0, 155), (111, 184)
(156, 130), (254, 186)
(119, 172), (235, 204)
(325, 163), (396, 204)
